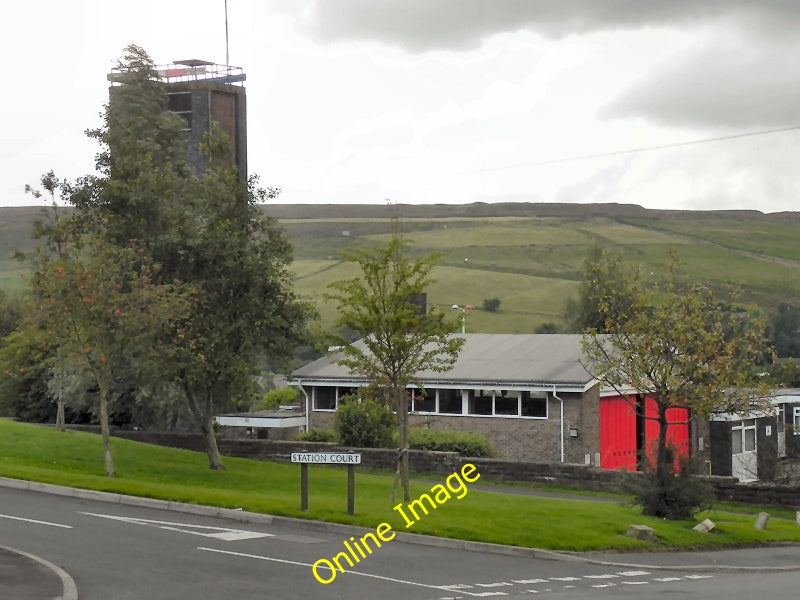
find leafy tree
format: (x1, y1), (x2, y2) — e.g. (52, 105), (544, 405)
(29, 238), (187, 476)
(325, 232), (464, 502)
(31, 45), (313, 470)
(482, 297), (501, 312)
(581, 252), (773, 519)
(0, 290), (21, 341)
(768, 302), (800, 358)
(565, 246), (641, 333)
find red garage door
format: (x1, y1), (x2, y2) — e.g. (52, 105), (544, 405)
(600, 395), (690, 472)
(600, 396), (637, 470)
(644, 398), (689, 472)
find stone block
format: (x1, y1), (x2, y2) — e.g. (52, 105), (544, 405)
(626, 524), (656, 542)
(692, 518), (716, 533)
(754, 512), (770, 530)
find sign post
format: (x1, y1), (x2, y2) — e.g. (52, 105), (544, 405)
(290, 452), (362, 515)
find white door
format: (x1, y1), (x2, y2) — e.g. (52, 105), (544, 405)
(731, 419), (757, 482)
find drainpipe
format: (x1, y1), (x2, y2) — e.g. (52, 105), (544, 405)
(298, 385), (310, 433)
(552, 386), (564, 463)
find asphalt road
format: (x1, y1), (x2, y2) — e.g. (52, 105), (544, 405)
(1, 485), (797, 599)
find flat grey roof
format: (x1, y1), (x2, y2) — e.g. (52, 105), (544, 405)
(291, 334), (595, 389)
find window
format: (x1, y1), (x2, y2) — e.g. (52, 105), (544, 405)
(168, 92), (192, 130)
(468, 390), (492, 415)
(732, 419), (757, 452)
(313, 386), (337, 411)
(412, 389), (436, 413)
(521, 391), (548, 418)
(494, 390), (519, 416)
(794, 407), (800, 435)
(438, 389), (462, 414)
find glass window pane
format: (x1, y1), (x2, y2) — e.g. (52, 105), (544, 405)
(468, 390), (492, 415)
(313, 386), (336, 410)
(521, 392), (548, 418)
(744, 428), (756, 452)
(413, 389), (436, 413)
(494, 393), (518, 415)
(731, 429), (743, 454)
(439, 389), (462, 414)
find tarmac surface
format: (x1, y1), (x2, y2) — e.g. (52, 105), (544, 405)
(2, 476), (799, 599)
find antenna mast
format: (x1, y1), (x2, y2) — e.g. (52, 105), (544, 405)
(224, 0), (230, 67)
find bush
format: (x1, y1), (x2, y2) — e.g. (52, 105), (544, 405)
(335, 393), (395, 448)
(624, 447), (712, 520)
(482, 297), (501, 312)
(296, 428), (338, 443)
(251, 387), (300, 412)
(409, 428), (497, 458)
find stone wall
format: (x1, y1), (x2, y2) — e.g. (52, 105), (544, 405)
(60, 426), (800, 508)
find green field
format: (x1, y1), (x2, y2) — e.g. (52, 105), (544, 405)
(2, 419), (800, 551)
(3, 204), (800, 332)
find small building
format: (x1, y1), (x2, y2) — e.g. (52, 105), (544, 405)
(290, 333), (695, 466)
(214, 407), (305, 440)
(707, 388), (800, 482)
(291, 334), (598, 463)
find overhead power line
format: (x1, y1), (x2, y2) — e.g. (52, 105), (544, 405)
(475, 125), (800, 173)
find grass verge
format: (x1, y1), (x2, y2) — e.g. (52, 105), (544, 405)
(1, 419), (799, 552)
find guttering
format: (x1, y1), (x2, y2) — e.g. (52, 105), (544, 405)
(552, 386), (564, 463)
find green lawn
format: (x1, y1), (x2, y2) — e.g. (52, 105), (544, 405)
(2, 419), (799, 552)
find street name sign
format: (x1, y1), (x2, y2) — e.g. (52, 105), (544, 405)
(291, 452), (362, 464)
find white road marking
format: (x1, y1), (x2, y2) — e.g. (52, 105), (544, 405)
(442, 584), (474, 589)
(80, 512), (273, 541)
(591, 583), (616, 589)
(513, 579), (547, 584)
(585, 573), (618, 579)
(198, 547), (496, 596)
(0, 513), (73, 529)
(654, 577), (683, 582)
(476, 582), (513, 587)
(621, 580), (649, 585)
(684, 574), (714, 579)
(617, 570), (651, 576)
(549, 576), (580, 581)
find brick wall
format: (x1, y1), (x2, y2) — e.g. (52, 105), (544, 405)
(309, 392), (600, 463)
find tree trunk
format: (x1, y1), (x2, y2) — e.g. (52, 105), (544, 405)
(55, 400), (65, 432)
(397, 387), (410, 502)
(183, 381), (226, 471)
(655, 403), (669, 481)
(201, 412), (226, 471)
(98, 382), (116, 477)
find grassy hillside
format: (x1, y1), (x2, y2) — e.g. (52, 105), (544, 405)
(3, 204), (800, 332)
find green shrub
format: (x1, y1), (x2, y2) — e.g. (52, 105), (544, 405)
(252, 387), (300, 412)
(296, 428), (338, 443)
(335, 393), (395, 448)
(409, 428), (497, 458)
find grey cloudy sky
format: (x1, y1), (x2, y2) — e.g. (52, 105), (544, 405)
(2, 0), (799, 212)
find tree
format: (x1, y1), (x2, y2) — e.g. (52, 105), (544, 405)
(768, 302), (800, 358)
(325, 232), (464, 502)
(565, 246), (641, 333)
(35, 45), (313, 470)
(165, 164), (313, 470)
(581, 252), (773, 518)
(482, 297), (501, 312)
(30, 238), (187, 476)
